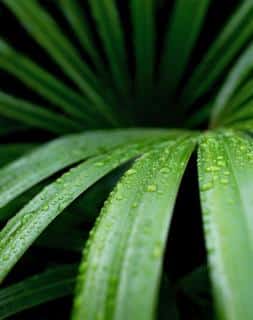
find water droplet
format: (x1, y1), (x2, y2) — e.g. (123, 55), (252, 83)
(200, 181), (213, 192)
(125, 169), (136, 176)
(94, 161), (104, 167)
(132, 202), (138, 208)
(147, 185), (157, 192)
(220, 178), (228, 185)
(152, 245), (162, 258)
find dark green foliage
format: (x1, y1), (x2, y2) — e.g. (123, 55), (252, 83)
(0, 1), (253, 319)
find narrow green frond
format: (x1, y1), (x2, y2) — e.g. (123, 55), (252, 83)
(211, 42), (253, 127)
(0, 264), (77, 319)
(226, 118), (253, 131)
(0, 141), (155, 282)
(3, 0), (119, 125)
(0, 39), (99, 125)
(0, 128), (173, 209)
(131, 0), (155, 96)
(0, 118), (27, 137)
(0, 91), (81, 134)
(59, 0), (106, 75)
(0, 144), (36, 167)
(228, 78), (253, 112)
(72, 135), (196, 320)
(222, 100), (253, 127)
(88, 0), (131, 97)
(182, 1), (253, 106)
(198, 131), (253, 319)
(159, 0), (210, 99)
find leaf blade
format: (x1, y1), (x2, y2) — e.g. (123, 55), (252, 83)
(72, 135), (196, 320)
(0, 140), (155, 282)
(198, 130), (253, 319)
(159, 0), (210, 98)
(0, 264), (77, 319)
(0, 129), (173, 209)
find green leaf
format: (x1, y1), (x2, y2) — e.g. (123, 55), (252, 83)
(88, 0), (131, 97)
(0, 139), (163, 282)
(0, 144), (36, 167)
(211, 42), (253, 127)
(222, 101), (253, 127)
(131, 0), (155, 96)
(3, 0), (119, 126)
(198, 130), (253, 320)
(0, 39), (99, 126)
(0, 129), (172, 209)
(182, 1), (253, 106)
(0, 264), (77, 319)
(228, 78), (253, 113)
(225, 118), (253, 131)
(72, 135), (196, 320)
(159, 0), (210, 99)
(0, 118), (27, 137)
(0, 91), (81, 134)
(59, 0), (105, 76)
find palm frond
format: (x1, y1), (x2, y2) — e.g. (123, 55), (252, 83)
(72, 135), (196, 320)
(182, 0), (253, 107)
(198, 131), (253, 319)
(0, 264), (77, 319)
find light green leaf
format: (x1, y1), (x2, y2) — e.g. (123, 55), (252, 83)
(0, 139), (165, 282)
(182, 1), (253, 106)
(72, 135), (196, 320)
(198, 131), (253, 320)
(0, 129), (173, 209)
(159, 0), (210, 98)
(0, 264), (77, 319)
(0, 91), (81, 134)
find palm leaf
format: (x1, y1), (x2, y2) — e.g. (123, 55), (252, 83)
(60, 0), (106, 75)
(0, 129), (172, 209)
(0, 39), (99, 125)
(159, 0), (210, 99)
(0, 129), (174, 207)
(0, 264), (77, 319)
(0, 118), (27, 137)
(0, 144), (36, 167)
(198, 130), (253, 319)
(182, 0), (253, 106)
(72, 135), (196, 320)
(88, 0), (131, 97)
(0, 91), (81, 134)
(211, 42), (253, 127)
(131, 0), (155, 96)
(0, 139), (164, 282)
(3, 0), (119, 125)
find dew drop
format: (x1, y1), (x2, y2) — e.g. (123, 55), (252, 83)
(147, 185), (157, 192)
(94, 161), (104, 167)
(125, 169), (136, 176)
(200, 181), (213, 192)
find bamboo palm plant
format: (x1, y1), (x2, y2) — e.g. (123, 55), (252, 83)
(0, 0), (253, 319)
